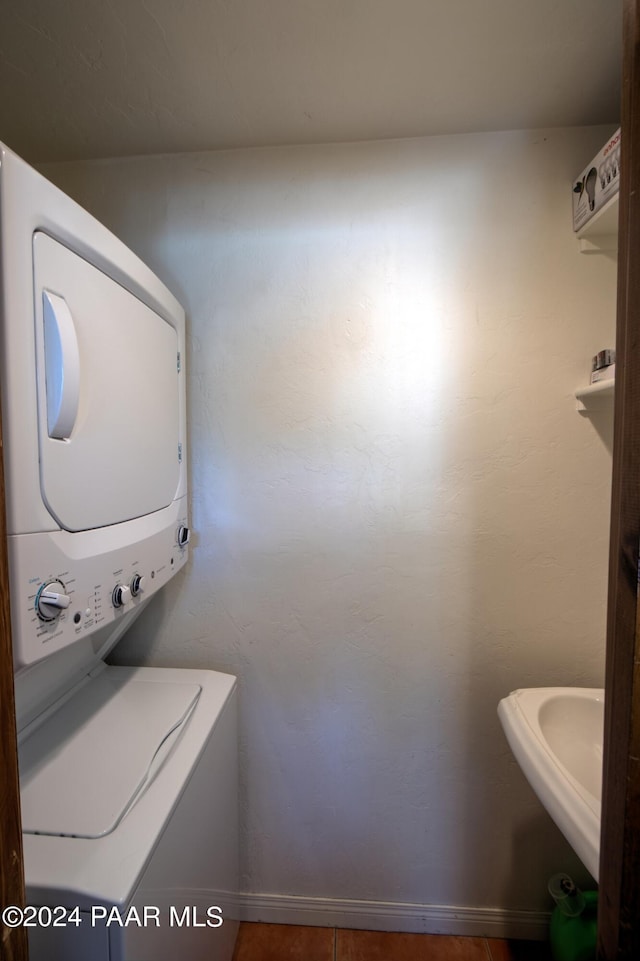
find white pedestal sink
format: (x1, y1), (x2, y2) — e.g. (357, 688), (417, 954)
(498, 688), (604, 880)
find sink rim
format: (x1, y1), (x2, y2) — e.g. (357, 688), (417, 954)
(498, 686), (604, 881)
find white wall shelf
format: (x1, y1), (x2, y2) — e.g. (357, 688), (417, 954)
(576, 193), (619, 254)
(575, 378), (614, 411)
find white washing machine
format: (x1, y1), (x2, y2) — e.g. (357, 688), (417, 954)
(0, 143), (238, 960)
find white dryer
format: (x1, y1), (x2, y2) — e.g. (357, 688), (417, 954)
(0, 143), (238, 961)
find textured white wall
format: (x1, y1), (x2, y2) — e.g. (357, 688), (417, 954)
(44, 127), (616, 924)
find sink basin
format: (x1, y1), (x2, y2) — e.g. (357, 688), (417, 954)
(498, 687), (604, 880)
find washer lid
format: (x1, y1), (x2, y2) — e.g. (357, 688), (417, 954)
(19, 673), (201, 839)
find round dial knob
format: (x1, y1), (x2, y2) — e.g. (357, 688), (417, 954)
(177, 524), (190, 548)
(112, 584), (131, 609)
(36, 580), (71, 622)
(130, 574), (146, 597)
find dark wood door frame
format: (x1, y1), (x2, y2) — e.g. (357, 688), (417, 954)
(0, 398), (28, 959)
(598, 1), (640, 955)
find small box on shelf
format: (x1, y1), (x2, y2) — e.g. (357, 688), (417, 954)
(590, 363), (615, 384)
(573, 130), (620, 233)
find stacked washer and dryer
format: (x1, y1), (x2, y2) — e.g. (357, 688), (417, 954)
(0, 143), (238, 961)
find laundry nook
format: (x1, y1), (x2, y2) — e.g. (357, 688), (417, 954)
(0, 143), (238, 961)
(0, 3), (632, 960)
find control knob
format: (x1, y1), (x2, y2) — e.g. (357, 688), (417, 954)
(36, 580), (71, 622)
(112, 584), (131, 609)
(130, 573), (146, 597)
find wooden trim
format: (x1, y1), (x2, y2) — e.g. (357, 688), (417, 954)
(598, 1), (640, 956)
(0, 399), (28, 958)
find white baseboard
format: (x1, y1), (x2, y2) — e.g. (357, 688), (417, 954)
(233, 892), (550, 940)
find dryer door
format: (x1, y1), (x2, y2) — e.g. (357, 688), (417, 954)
(33, 232), (181, 532)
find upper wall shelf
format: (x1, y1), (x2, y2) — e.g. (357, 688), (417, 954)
(576, 194), (619, 254)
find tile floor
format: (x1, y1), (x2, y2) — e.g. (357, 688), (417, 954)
(231, 922), (553, 960)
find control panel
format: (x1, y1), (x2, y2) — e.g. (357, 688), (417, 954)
(10, 511), (190, 671)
